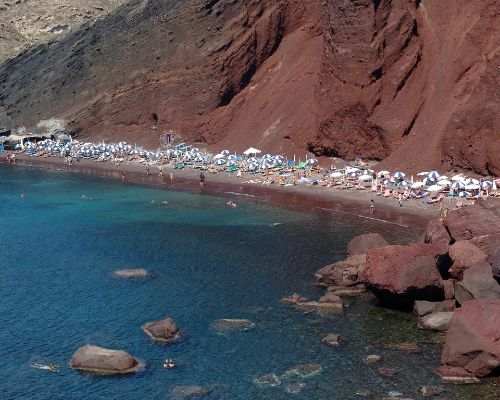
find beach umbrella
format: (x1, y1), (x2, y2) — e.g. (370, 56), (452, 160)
(458, 191), (470, 197)
(451, 181), (465, 190)
(437, 175), (449, 181)
(423, 177), (436, 186)
(243, 147), (261, 156)
(427, 171), (440, 179)
(411, 181), (425, 189)
(437, 180), (452, 186)
(377, 170), (390, 177)
(358, 174), (372, 182)
(426, 185), (442, 192)
(397, 181), (408, 187)
(465, 178), (480, 185)
(330, 172), (343, 178)
(465, 184), (480, 190)
(481, 181), (493, 189)
(307, 159), (318, 165)
(345, 166), (360, 174)
(394, 172), (406, 179)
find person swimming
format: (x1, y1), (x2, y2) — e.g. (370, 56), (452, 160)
(226, 200), (237, 208)
(163, 358), (175, 368)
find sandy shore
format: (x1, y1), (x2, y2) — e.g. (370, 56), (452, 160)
(1, 152), (447, 231)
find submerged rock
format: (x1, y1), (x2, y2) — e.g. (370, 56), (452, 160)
(327, 285), (367, 296)
(285, 382), (306, 394)
(280, 293), (309, 304)
(69, 344), (141, 375)
(318, 292), (343, 305)
(436, 366), (481, 384)
(322, 333), (341, 346)
(294, 301), (343, 315)
(418, 312), (453, 332)
(378, 367), (396, 377)
(420, 385), (445, 397)
(141, 317), (180, 343)
(439, 299), (500, 378)
(363, 354), (381, 364)
(169, 385), (209, 399)
(211, 319), (255, 333)
(347, 233), (388, 256)
(286, 363), (322, 378)
(385, 342), (421, 353)
(112, 268), (149, 278)
(253, 373), (281, 387)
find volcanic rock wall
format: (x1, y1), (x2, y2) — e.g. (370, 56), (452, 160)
(0, 0), (498, 174)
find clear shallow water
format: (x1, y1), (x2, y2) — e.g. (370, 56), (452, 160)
(0, 164), (497, 399)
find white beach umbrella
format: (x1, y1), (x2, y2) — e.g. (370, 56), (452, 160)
(465, 184), (480, 190)
(307, 159), (318, 165)
(451, 181), (465, 190)
(345, 166), (360, 174)
(437, 175), (449, 181)
(330, 172), (343, 178)
(427, 171), (440, 179)
(377, 170), (390, 177)
(437, 180), (452, 186)
(426, 185), (442, 192)
(394, 172), (406, 179)
(411, 181), (425, 189)
(481, 181), (493, 189)
(358, 174), (372, 182)
(458, 191), (470, 197)
(243, 147), (261, 156)
(466, 178), (480, 185)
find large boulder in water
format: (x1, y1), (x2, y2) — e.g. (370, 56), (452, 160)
(439, 299), (500, 378)
(448, 241), (488, 280)
(362, 243), (445, 309)
(142, 317), (180, 343)
(315, 254), (366, 287)
(455, 261), (500, 305)
(423, 219), (452, 248)
(347, 233), (388, 256)
(413, 300), (454, 317)
(69, 344), (141, 375)
(170, 385), (209, 400)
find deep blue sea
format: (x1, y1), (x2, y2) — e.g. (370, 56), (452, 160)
(0, 164), (496, 399)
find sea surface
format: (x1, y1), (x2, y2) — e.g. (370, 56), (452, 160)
(0, 164), (496, 399)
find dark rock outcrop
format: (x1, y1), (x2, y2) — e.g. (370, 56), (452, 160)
(448, 241), (488, 280)
(347, 233), (388, 256)
(362, 243), (445, 309)
(322, 333), (341, 346)
(439, 299), (500, 378)
(69, 344), (141, 375)
(454, 261), (500, 305)
(141, 317), (180, 343)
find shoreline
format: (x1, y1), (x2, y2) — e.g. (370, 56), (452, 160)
(2, 153), (441, 231)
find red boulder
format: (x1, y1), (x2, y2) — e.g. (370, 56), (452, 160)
(362, 243), (445, 309)
(439, 299), (500, 378)
(423, 219), (451, 248)
(347, 233), (388, 256)
(448, 240), (488, 280)
(455, 261), (500, 305)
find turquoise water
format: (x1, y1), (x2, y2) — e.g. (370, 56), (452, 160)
(0, 164), (496, 399)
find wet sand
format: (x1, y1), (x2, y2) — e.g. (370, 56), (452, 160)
(2, 153), (444, 231)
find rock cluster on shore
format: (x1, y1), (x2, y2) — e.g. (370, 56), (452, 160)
(313, 198), (500, 382)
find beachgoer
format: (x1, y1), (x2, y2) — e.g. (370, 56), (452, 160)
(398, 194), (403, 207)
(370, 199), (374, 213)
(159, 165), (163, 177)
(170, 172), (174, 183)
(20, 193), (24, 199)
(236, 170), (242, 178)
(121, 172), (125, 182)
(146, 165), (150, 176)
(200, 172), (205, 186)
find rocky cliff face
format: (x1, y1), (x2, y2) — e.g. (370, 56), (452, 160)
(1, 0), (498, 175)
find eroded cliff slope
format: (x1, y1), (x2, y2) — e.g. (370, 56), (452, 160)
(0, 0), (498, 174)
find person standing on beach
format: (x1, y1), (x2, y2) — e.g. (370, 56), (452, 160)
(200, 172), (205, 186)
(370, 199), (375, 213)
(146, 165), (150, 176)
(159, 165), (163, 178)
(170, 172), (174, 183)
(121, 171), (126, 182)
(398, 194), (403, 207)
